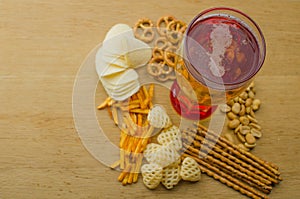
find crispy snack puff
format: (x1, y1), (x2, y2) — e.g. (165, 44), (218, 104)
(143, 143), (180, 168)
(161, 163), (181, 189)
(147, 105), (172, 129)
(157, 125), (182, 151)
(141, 163), (163, 189)
(180, 157), (201, 182)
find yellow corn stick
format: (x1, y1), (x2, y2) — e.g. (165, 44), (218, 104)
(112, 106), (118, 125)
(130, 113), (136, 124)
(133, 154), (143, 183)
(129, 99), (141, 105)
(122, 174), (129, 186)
(137, 91), (147, 109)
(134, 126), (154, 153)
(127, 172), (134, 184)
(137, 114), (143, 127)
(126, 136), (135, 152)
(120, 103), (141, 111)
(120, 149), (125, 170)
(142, 85), (150, 107)
(130, 109), (149, 114)
(110, 160), (120, 169)
(133, 173), (139, 183)
(119, 131), (128, 148)
(131, 137), (139, 152)
(118, 164), (131, 182)
(148, 84), (154, 108)
(97, 97), (112, 110)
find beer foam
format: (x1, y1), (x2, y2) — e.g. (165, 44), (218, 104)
(209, 23), (233, 77)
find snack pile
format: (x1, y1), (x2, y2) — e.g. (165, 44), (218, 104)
(182, 123), (282, 199)
(142, 106), (201, 189)
(133, 16), (186, 82)
(98, 85), (155, 185)
(96, 15), (282, 199)
(221, 82), (263, 151)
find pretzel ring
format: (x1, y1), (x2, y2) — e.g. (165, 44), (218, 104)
(166, 30), (183, 44)
(133, 18), (155, 43)
(150, 57), (173, 75)
(147, 57), (165, 77)
(152, 47), (164, 59)
(167, 20), (187, 34)
(164, 46), (178, 68)
(157, 16), (176, 36)
(154, 37), (169, 50)
(156, 73), (176, 82)
(147, 62), (162, 77)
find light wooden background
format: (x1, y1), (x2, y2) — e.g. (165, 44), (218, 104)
(1, 0), (299, 199)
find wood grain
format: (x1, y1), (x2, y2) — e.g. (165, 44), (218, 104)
(0, 0), (300, 199)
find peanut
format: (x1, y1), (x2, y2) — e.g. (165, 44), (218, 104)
(245, 133), (256, 145)
(228, 119), (240, 129)
(232, 103), (241, 115)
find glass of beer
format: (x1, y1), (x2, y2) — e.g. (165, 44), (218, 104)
(170, 7), (266, 120)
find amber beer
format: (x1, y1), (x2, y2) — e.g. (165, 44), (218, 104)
(171, 8), (266, 120)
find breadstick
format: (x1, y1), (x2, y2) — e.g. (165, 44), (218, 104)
(182, 130), (278, 185)
(195, 128), (281, 180)
(183, 142), (272, 191)
(196, 122), (280, 174)
(182, 153), (269, 199)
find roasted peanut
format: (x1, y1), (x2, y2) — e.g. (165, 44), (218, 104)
(220, 104), (231, 113)
(228, 119), (240, 129)
(227, 112), (238, 120)
(245, 133), (256, 145)
(251, 128), (262, 138)
(239, 116), (250, 125)
(232, 103), (241, 115)
(237, 132), (246, 143)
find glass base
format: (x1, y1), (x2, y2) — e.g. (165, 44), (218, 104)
(170, 80), (217, 120)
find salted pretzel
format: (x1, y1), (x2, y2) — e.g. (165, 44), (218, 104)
(150, 57), (173, 75)
(133, 18), (155, 43)
(154, 37), (169, 50)
(166, 30), (183, 45)
(156, 73), (176, 82)
(167, 20), (187, 34)
(164, 46), (178, 68)
(152, 47), (164, 59)
(157, 16), (176, 36)
(147, 57), (176, 82)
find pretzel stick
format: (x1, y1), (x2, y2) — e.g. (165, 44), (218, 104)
(196, 122), (280, 175)
(182, 130), (278, 185)
(182, 152), (269, 199)
(195, 127), (281, 180)
(183, 142), (273, 191)
(211, 162), (271, 194)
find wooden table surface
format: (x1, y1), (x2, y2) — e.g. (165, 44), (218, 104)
(1, 1), (300, 199)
